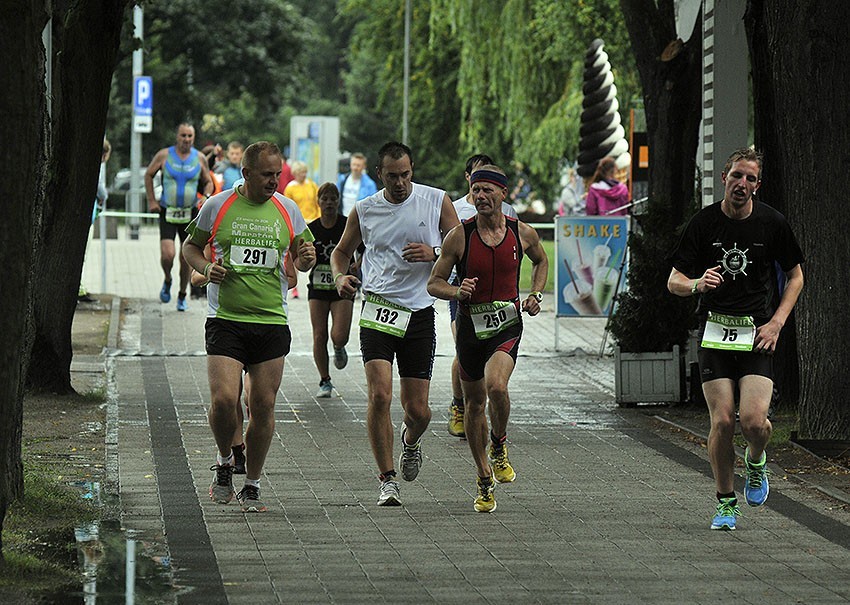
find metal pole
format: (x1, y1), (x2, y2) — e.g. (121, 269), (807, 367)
(128, 5), (144, 240)
(402, 0), (411, 145)
(100, 211), (107, 294)
(125, 538), (136, 605)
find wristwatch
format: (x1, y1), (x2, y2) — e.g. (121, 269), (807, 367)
(530, 291), (543, 303)
(433, 246), (442, 259)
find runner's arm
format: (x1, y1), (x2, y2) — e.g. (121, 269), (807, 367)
(667, 265), (723, 297)
(331, 206), (363, 297)
(755, 264), (803, 352)
(144, 149), (166, 212)
(198, 154), (214, 198)
(428, 226), (473, 301)
(519, 221), (548, 315)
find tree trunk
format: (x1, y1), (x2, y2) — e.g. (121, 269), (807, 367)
(619, 0), (702, 227)
(0, 1), (49, 556)
(746, 0), (850, 439)
(26, 0), (130, 393)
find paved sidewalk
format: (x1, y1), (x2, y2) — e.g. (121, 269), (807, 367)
(90, 229), (850, 604)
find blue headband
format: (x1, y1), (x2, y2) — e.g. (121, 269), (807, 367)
(470, 169), (508, 189)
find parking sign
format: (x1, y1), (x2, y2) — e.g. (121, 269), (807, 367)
(134, 76), (153, 117)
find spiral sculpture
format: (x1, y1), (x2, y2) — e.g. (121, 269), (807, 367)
(577, 39), (631, 178)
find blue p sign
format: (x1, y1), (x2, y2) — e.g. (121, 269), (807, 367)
(134, 76), (153, 117)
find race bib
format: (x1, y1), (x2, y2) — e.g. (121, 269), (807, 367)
(311, 264), (335, 290)
(469, 301), (520, 340)
(165, 206), (192, 224)
(230, 245), (279, 274)
(359, 293), (412, 337)
(701, 312), (756, 351)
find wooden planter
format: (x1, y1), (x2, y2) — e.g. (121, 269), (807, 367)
(614, 345), (685, 405)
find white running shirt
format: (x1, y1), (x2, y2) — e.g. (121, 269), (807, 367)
(359, 183), (445, 311)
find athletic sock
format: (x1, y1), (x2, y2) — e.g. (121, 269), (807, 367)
(379, 470), (397, 481)
(243, 478), (260, 488)
(452, 396), (464, 409)
(217, 453), (234, 467)
(717, 491), (736, 504)
(491, 430), (506, 451)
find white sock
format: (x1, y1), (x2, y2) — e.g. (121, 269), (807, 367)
(217, 453), (234, 467)
(244, 478), (260, 488)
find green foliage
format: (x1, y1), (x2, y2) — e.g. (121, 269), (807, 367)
(106, 0), (331, 169)
(607, 198), (697, 352)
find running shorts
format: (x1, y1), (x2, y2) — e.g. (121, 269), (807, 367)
(159, 207), (199, 242)
(697, 319), (773, 383)
(359, 305), (436, 379)
(455, 313), (523, 382)
(205, 318), (291, 366)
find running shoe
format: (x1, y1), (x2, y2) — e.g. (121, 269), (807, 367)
(160, 280), (172, 303)
(448, 402), (465, 438)
(710, 497), (740, 530)
(232, 444), (246, 475)
(744, 447), (770, 506)
(236, 484), (267, 513)
(377, 478), (401, 506)
(176, 294), (188, 312)
(333, 346), (348, 370)
(474, 476), (497, 513)
(398, 425), (423, 482)
(209, 463), (235, 504)
(489, 444), (516, 483)
(316, 379), (334, 398)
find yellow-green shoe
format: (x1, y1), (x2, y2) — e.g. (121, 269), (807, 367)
(489, 444), (516, 483)
(448, 403), (465, 437)
(474, 476), (496, 513)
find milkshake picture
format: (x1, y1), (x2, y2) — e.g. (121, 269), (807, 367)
(563, 279), (603, 315)
(592, 244), (611, 272)
(593, 266), (619, 313)
(574, 240), (595, 284)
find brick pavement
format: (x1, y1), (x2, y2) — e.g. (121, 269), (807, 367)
(90, 228), (850, 604)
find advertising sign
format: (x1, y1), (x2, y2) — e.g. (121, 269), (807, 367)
(555, 216), (629, 317)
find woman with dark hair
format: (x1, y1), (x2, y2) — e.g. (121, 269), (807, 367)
(308, 182), (357, 397)
(586, 157), (629, 216)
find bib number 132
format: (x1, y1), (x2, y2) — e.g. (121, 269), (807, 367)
(359, 293), (412, 337)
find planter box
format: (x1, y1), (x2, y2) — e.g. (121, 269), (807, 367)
(614, 345), (685, 405)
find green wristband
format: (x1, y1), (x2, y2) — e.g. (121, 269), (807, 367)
(203, 262), (213, 279)
(691, 279), (700, 294)
(333, 272), (344, 284)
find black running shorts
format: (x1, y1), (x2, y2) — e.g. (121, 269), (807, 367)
(205, 318), (291, 366)
(158, 206), (198, 242)
(359, 305), (436, 379)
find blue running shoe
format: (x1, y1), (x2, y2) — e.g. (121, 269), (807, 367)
(160, 280), (172, 303)
(744, 447), (769, 506)
(711, 497), (740, 530)
(176, 295), (188, 312)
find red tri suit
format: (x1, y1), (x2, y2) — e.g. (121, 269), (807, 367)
(455, 215), (524, 381)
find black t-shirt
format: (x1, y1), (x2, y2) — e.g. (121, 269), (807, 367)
(307, 215), (347, 291)
(669, 200), (804, 322)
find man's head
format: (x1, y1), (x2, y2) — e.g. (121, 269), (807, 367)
(227, 142), (244, 166)
(469, 164), (508, 216)
(175, 123), (195, 153)
(465, 153), (493, 179)
(291, 161), (308, 183)
(349, 152), (367, 177)
(241, 141), (283, 202)
(722, 148), (762, 210)
(377, 141), (414, 203)
(317, 182), (340, 216)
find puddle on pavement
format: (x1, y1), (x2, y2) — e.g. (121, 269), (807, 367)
(46, 481), (182, 604)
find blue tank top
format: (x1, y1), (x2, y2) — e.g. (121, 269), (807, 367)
(161, 147), (201, 208)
